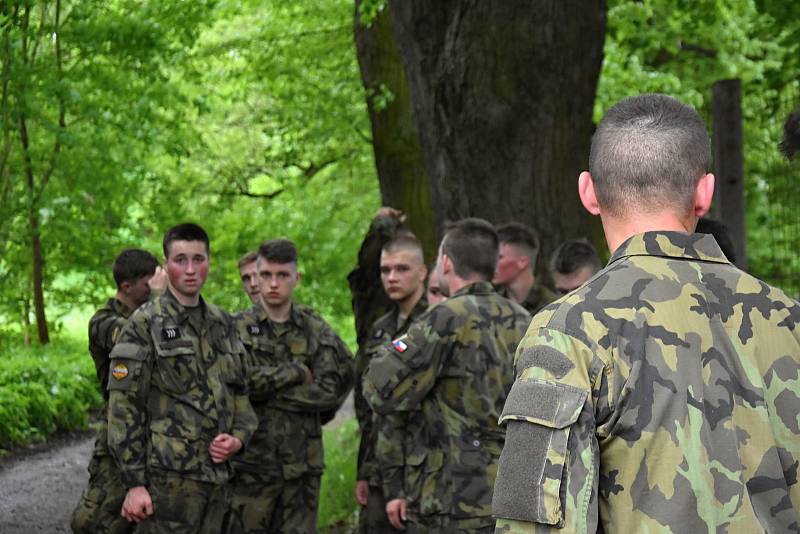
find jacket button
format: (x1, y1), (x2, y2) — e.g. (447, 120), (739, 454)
(472, 439), (481, 447)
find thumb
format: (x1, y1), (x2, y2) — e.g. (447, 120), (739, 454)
(400, 500), (407, 521)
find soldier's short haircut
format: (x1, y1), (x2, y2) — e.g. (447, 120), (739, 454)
(549, 239), (601, 276)
(441, 217), (498, 281)
(382, 235), (424, 265)
(496, 222), (540, 266)
(258, 238), (298, 264)
(112, 248), (159, 289)
(163, 223), (210, 258)
(695, 218), (737, 264)
(238, 250), (258, 269)
(590, 93), (710, 216)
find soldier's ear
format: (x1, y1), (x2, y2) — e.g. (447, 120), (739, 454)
(693, 173), (715, 217)
(578, 171), (601, 216)
(119, 280), (132, 295)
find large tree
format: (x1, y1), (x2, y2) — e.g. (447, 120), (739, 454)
(355, 1), (607, 263)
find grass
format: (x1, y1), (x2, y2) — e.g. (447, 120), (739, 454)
(319, 417), (359, 532)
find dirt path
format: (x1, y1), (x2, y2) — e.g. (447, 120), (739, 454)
(0, 394), (354, 533)
(0, 432), (92, 533)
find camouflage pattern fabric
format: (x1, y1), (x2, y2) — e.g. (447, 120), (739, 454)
(70, 454), (132, 534)
(107, 290), (257, 503)
(496, 282), (557, 317)
(71, 297), (134, 534)
(493, 231), (800, 533)
(228, 471), (320, 534)
(364, 281), (530, 529)
(134, 474), (229, 534)
(354, 297), (427, 533)
(230, 303), (354, 533)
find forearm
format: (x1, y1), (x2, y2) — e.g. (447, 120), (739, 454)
(231, 392), (257, 447)
(108, 390), (149, 488)
(248, 361), (306, 400)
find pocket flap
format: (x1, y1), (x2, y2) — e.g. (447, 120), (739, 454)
(110, 342), (147, 361)
(499, 378), (587, 429)
(155, 342), (195, 357)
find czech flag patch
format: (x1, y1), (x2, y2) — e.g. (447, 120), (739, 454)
(392, 339), (408, 353)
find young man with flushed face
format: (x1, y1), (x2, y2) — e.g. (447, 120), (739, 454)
(354, 236), (429, 533)
(230, 238), (353, 534)
(106, 223), (257, 532)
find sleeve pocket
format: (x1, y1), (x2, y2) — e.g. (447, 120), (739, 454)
(493, 378), (588, 526)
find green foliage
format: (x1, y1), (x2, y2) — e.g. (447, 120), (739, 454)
(318, 417), (360, 531)
(0, 338), (102, 450)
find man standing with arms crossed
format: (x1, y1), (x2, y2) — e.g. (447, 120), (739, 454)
(493, 94), (800, 532)
(365, 218), (530, 533)
(354, 235), (428, 532)
(107, 223), (257, 533)
(229, 238), (353, 534)
(71, 248), (161, 534)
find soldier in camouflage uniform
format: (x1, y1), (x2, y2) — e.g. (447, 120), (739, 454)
(493, 94), (800, 532)
(107, 223), (257, 533)
(493, 222), (556, 316)
(354, 235), (428, 532)
(71, 248), (160, 534)
(548, 238), (601, 297)
(364, 218), (530, 533)
(229, 238), (354, 534)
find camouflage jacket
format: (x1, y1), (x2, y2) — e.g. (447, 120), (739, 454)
(232, 303), (354, 479)
(87, 297), (134, 456)
(364, 281), (530, 522)
(107, 290), (257, 488)
(354, 296), (428, 488)
(497, 282), (557, 317)
(493, 231), (800, 533)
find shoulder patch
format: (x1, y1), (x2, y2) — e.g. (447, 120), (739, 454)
(111, 363), (129, 380)
(161, 327), (181, 341)
(392, 337), (408, 353)
(248, 324), (261, 336)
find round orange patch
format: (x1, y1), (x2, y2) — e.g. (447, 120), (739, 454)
(111, 363), (129, 380)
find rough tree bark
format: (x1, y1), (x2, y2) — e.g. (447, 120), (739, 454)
(353, 1), (437, 260)
(356, 1), (607, 265)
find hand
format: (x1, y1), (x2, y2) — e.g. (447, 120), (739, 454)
(355, 480), (369, 507)
(298, 362), (313, 384)
(374, 206), (405, 223)
(121, 486), (153, 523)
(209, 433), (242, 463)
(385, 498), (407, 530)
(148, 267), (168, 292)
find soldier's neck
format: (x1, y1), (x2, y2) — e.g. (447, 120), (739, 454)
(265, 300), (292, 323)
(396, 285), (425, 317)
(116, 291), (137, 313)
(168, 284), (201, 307)
(601, 210), (697, 253)
(506, 270), (534, 304)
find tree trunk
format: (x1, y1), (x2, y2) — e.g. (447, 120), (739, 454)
(377, 0), (607, 266)
(353, 0), (437, 261)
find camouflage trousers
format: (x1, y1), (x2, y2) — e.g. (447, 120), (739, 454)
(70, 453), (133, 534)
(135, 475), (230, 534)
(356, 483), (394, 533)
(228, 471), (321, 534)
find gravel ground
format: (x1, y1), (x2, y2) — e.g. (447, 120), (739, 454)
(0, 431), (92, 533)
(0, 393), (354, 533)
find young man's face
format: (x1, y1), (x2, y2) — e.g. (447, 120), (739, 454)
(239, 260), (260, 304)
(553, 265), (595, 296)
(165, 240), (209, 300)
(493, 243), (527, 285)
(257, 258), (299, 309)
(380, 249), (426, 305)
